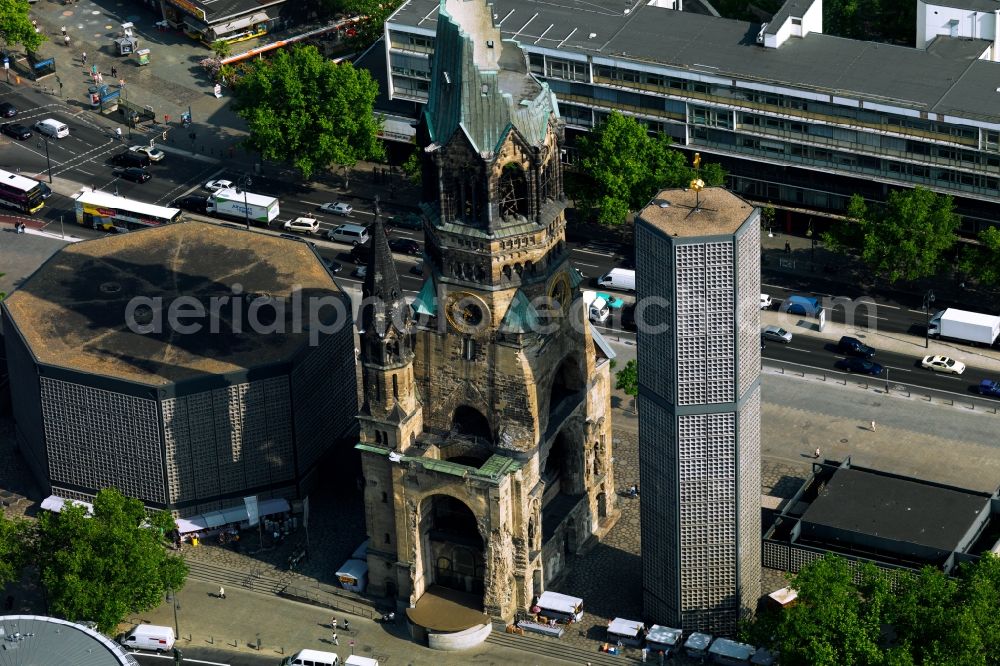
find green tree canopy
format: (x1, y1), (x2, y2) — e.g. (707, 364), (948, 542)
(0, 1), (45, 53)
(575, 111), (725, 226)
(232, 44), (384, 179)
(615, 359), (638, 397)
(0, 511), (29, 589)
(957, 226), (1000, 290)
(32, 488), (187, 634)
(822, 188), (959, 284)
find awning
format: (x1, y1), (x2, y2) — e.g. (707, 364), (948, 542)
(608, 617), (643, 638)
(40, 495), (93, 515)
(335, 558), (368, 582)
(175, 497), (290, 534)
(210, 12), (269, 39)
(537, 591), (583, 614)
(380, 117), (417, 141)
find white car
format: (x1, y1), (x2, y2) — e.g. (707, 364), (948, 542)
(921, 355), (966, 375)
(760, 293), (772, 310)
(283, 217), (320, 234)
(205, 179), (234, 192)
(319, 202), (353, 216)
(130, 145), (165, 161)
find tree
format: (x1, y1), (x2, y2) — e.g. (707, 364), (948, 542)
(957, 226), (1000, 290)
(576, 111), (725, 226)
(210, 40), (231, 59)
(342, 0), (406, 50)
(401, 150), (422, 186)
(769, 554), (889, 665)
(615, 359), (638, 413)
(32, 488), (187, 634)
(823, 188), (959, 284)
(0, 1), (46, 53)
(0, 511), (28, 589)
(232, 44), (384, 180)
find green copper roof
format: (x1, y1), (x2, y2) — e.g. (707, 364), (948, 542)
(424, 0), (559, 156)
(356, 444), (522, 483)
(412, 277), (437, 316)
(500, 289), (539, 334)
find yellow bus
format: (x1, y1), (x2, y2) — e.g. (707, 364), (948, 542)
(73, 189), (182, 233)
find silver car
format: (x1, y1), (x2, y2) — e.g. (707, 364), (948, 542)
(762, 325), (792, 344)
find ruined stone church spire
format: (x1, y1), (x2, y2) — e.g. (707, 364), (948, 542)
(360, 198), (409, 342)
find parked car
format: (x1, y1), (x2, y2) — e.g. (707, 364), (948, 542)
(388, 212), (422, 229)
(205, 179), (234, 192)
(129, 144), (166, 161)
(0, 102), (17, 118)
(322, 257), (343, 274)
(352, 264), (367, 279)
(114, 167), (151, 183)
(760, 293), (772, 310)
(978, 379), (1000, 397)
(319, 201), (353, 216)
(835, 357), (884, 375)
(283, 217), (320, 234)
(783, 294), (821, 316)
(921, 355), (966, 375)
(328, 224), (370, 246)
(172, 195), (208, 213)
(388, 238), (420, 255)
(837, 336), (875, 358)
(762, 325), (792, 344)
(1, 122), (31, 140)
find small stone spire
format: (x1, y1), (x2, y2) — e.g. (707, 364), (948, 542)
(360, 197), (408, 340)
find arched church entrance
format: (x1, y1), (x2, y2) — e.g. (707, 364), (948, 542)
(423, 494), (486, 597)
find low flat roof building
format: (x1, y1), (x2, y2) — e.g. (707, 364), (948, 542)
(764, 457), (1000, 574)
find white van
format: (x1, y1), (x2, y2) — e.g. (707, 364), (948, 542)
(34, 118), (69, 139)
(597, 267), (635, 292)
(345, 657), (380, 666)
(583, 290), (610, 324)
(327, 223), (370, 246)
(119, 624), (175, 652)
(281, 649), (340, 666)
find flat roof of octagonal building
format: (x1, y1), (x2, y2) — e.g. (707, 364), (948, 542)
(3, 222), (347, 387)
(0, 615), (139, 665)
(639, 187), (756, 238)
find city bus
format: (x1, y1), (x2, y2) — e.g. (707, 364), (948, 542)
(73, 189), (182, 233)
(0, 168), (49, 214)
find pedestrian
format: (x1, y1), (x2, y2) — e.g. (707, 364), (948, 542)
(111, 65), (117, 78)
(115, 127), (122, 140)
(642, 647), (649, 662)
(331, 632), (338, 645)
(870, 420), (877, 432)
(218, 586), (226, 599)
(61, 26), (67, 36)
(91, 64), (97, 76)
(16, 223), (22, 234)
(63, 34), (70, 46)
(784, 240), (791, 254)
(81, 51), (87, 65)
(343, 619), (349, 632)
(814, 447), (821, 459)
(331, 618), (337, 630)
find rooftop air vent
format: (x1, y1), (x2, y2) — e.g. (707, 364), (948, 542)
(486, 39), (494, 48)
(99, 281), (122, 294)
(756, 22), (769, 44)
(589, 32), (597, 39)
(659, 201), (671, 208)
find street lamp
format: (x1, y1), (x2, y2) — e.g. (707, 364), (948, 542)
(36, 135), (52, 183)
(239, 175), (252, 230)
(923, 289), (936, 348)
(167, 588), (180, 638)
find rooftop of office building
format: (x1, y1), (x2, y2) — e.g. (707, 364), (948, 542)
(638, 187), (755, 238)
(2, 222), (345, 386)
(389, 0), (1000, 123)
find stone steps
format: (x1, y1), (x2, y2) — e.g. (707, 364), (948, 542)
(486, 621), (640, 665)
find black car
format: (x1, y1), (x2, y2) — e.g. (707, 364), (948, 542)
(388, 238), (420, 255)
(322, 257), (343, 274)
(114, 167), (151, 183)
(0, 102), (17, 118)
(110, 151), (150, 168)
(388, 213), (422, 230)
(351, 244), (371, 265)
(834, 357), (884, 376)
(1, 123), (31, 140)
(172, 195), (208, 213)
(837, 335), (875, 358)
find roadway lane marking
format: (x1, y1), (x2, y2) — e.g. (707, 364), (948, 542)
(576, 261), (599, 268)
(130, 653), (229, 665)
(572, 248), (613, 257)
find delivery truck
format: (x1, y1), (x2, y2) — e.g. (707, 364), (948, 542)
(206, 188), (280, 226)
(927, 308), (1000, 346)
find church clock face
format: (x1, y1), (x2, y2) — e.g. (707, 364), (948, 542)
(548, 272), (571, 313)
(446, 292), (490, 332)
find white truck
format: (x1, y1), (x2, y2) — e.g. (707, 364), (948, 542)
(206, 188), (280, 226)
(583, 290), (611, 324)
(928, 308), (1000, 346)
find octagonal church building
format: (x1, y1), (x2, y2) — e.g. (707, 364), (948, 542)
(356, 0), (619, 635)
